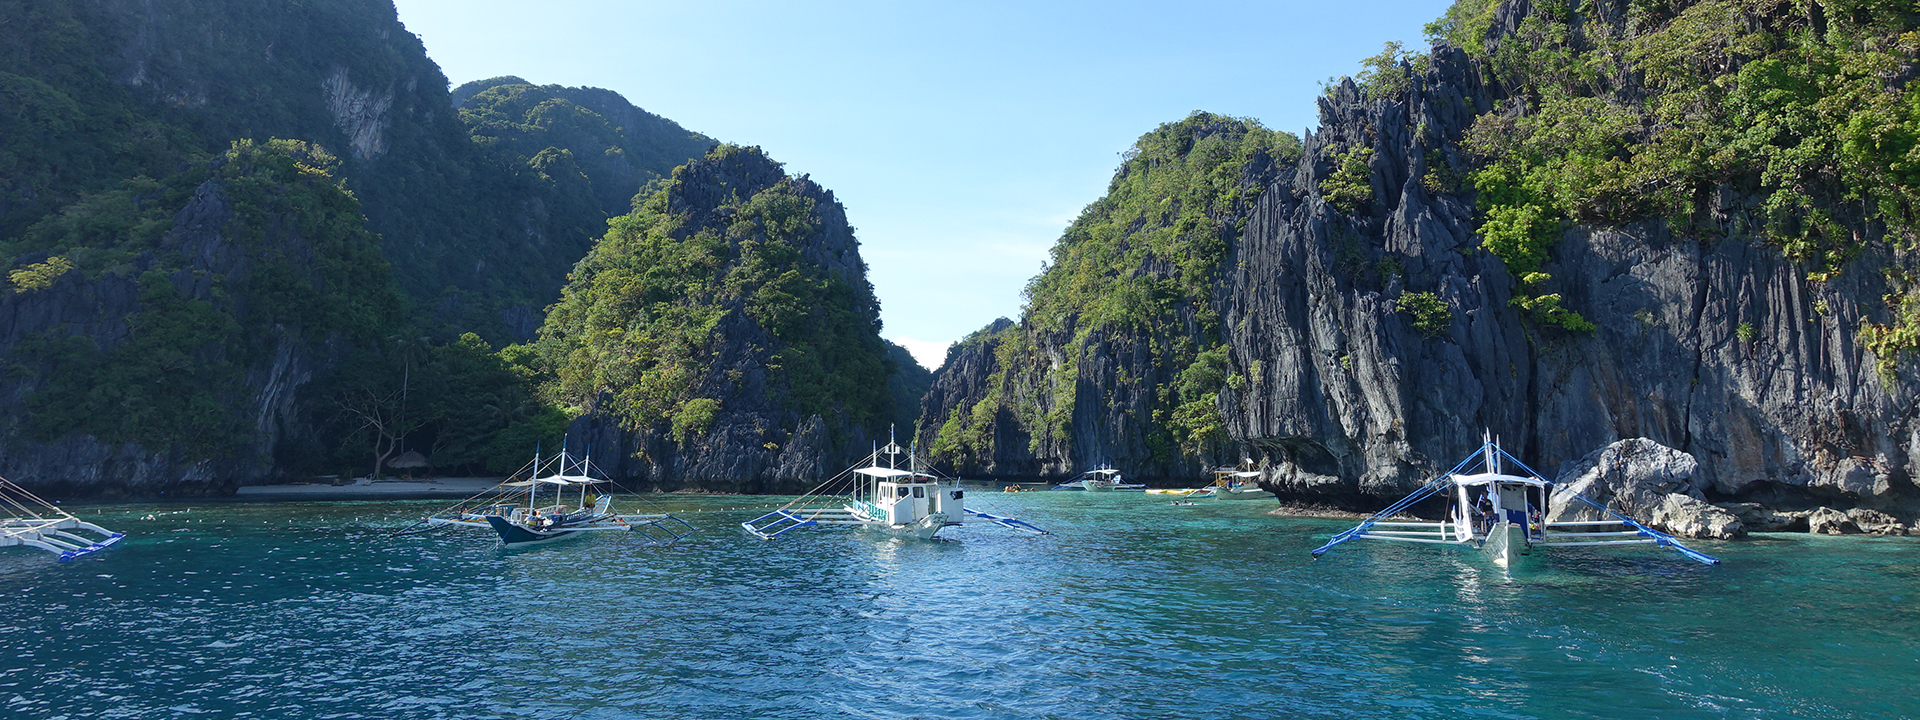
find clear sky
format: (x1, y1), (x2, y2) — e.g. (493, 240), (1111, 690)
(391, 0), (1455, 369)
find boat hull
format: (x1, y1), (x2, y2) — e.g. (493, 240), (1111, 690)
(853, 512), (953, 540)
(485, 515), (591, 547)
(1482, 523), (1534, 570)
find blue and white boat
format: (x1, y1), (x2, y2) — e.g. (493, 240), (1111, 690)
(0, 477), (122, 561)
(423, 447), (693, 547)
(1311, 437), (1719, 570)
(1052, 462), (1145, 491)
(743, 432), (1049, 540)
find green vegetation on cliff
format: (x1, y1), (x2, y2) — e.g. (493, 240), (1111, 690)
(1333, 0), (1920, 342)
(1426, 0), (1919, 338)
(456, 77), (718, 219)
(537, 145), (894, 442)
(930, 113), (1299, 467)
(5, 140), (400, 455)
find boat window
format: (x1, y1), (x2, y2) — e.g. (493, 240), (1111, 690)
(897, 487), (910, 498)
(912, 486), (925, 498)
(951, 490), (964, 500)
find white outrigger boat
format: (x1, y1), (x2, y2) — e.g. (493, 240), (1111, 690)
(1052, 463), (1145, 491)
(415, 447), (693, 547)
(1311, 438), (1718, 570)
(742, 436), (1049, 541)
(1206, 459), (1269, 500)
(0, 477), (122, 561)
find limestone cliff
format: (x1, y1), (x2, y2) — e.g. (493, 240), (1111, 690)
(919, 0), (1919, 519)
(544, 146), (900, 493)
(0, 142), (398, 497)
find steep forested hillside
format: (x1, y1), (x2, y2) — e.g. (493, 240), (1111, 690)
(0, 140), (399, 495)
(542, 145), (908, 492)
(0, 0), (717, 495)
(2, 0), (715, 343)
(917, 114), (1298, 478)
(920, 0), (1918, 517)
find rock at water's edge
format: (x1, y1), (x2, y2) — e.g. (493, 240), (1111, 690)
(1650, 494), (1746, 540)
(1808, 507), (1860, 535)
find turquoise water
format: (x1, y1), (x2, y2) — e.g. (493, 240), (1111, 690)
(2, 489), (1916, 719)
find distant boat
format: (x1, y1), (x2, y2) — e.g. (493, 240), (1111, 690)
(417, 447), (693, 547)
(1311, 436), (1718, 570)
(742, 431), (1049, 540)
(0, 477), (123, 561)
(1205, 459), (1268, 501)
(1052, 463), (1145, 492)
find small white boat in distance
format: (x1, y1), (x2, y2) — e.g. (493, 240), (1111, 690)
(742, 433), (1049, 540)
(416, 446), (693, 547)
(0, 477), (122, 561)
(1311, 436), (1719, 570)
(1052, 463), (1145, 491)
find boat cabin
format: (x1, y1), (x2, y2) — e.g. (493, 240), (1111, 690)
(858, 467), (965, 526)
(1451, 472), (1548, 538)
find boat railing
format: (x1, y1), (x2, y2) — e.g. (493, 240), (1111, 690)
(741, 510), (819, 540)
(620, 513), (697, 547)
(962, 509), (1049, 535)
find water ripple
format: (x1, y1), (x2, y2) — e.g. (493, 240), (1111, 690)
(0, 494), (1914, 718)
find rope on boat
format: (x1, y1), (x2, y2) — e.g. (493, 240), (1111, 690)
(1489, 445), (1719, 565)
(1310, 450), (1483, 558)
(1311, 441), (1722, 566)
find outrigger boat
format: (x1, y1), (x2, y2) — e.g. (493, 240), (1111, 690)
(1207, 459), (1268, 500)
(416, 447), (693, 547)
(0, 477), (122, 561)
(1311, 437), (1719, 570)
(742, 435), (1049, 541)
(1052, 463), (1145, 492)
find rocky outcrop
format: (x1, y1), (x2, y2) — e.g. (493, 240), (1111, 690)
(1808, 507), (1860, 535)
(1648, 495), (1745, 541)
(1546, 438), (1743, 539)
(916, 0), (1917, 523)
(553, 147), (898, 493)
(1810, 507), (1911, 536)
(1548, 439), (1702, 521)
(322, 66), (393, 160)
(1714, 502), (1809, 532)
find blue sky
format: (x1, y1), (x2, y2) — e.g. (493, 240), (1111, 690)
(391, 0), (1455, 369)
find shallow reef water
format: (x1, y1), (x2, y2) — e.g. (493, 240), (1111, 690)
(1, 489), (1915, 719)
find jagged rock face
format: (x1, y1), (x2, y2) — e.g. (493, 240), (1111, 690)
(322, 66), (394, 160)
(920, 1), (1917, 518)
(1219, 36), (1917, 509)
(550, 147), (893, 493)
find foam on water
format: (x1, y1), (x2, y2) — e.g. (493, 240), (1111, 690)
(1, 491), (1915, 719)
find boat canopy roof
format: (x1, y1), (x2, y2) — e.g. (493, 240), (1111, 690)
(500, 475), (600, 487)
(854, 466), (915, 480)
(1089, 468), (1122, 475)
(1231, 471), (1260, 478)
(1450, 472), (1549, 488)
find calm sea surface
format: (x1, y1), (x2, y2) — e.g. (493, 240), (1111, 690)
(2, 489), (1916, 719)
